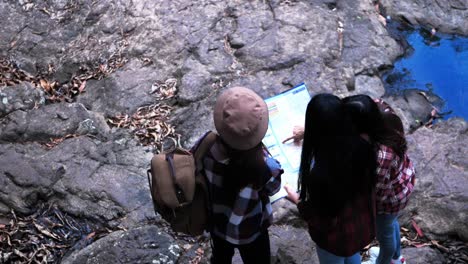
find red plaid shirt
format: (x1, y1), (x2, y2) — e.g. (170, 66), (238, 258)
(376, 144), (416, 214)
(298, 191), (376, 257)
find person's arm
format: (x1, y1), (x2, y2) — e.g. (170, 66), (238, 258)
(285, 183), (314, 222)
(376, 145), (398, 196)
(284, 185), (299, 204)
(282, 126), (305, 144)
(262, 157), (283, 196)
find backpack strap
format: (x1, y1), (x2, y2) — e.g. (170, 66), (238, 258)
(166, 151), (188, 205)
(192, 131), (217, 232)
(261, 143), (272, 158)
(193, 131), (217, 172)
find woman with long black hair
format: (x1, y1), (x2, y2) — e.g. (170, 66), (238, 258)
(343, 95), (415, 264)
(285, 93), (377, 264)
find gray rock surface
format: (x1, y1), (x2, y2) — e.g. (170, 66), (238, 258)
(76, 61), (163, 117)
(0, 0), (403, 147)
(0, 136), (156, 226)
(382, 89), (443, 132)
(231, 225), (318, 264)
(272, 198), (305, 228)
(0, 102), (110, 143)
(0, 82), (45, 117)
(403, 118), (468, 241)
(271, 225), (319, 264)
(381, 0), (468, 35)
(352, 75), (386, 99)
(401, 247), (446, 264)
(0, 0), (467, 262)
(62, 225), (182, 264)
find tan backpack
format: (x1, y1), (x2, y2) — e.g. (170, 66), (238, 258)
(147, 131), (216, 236)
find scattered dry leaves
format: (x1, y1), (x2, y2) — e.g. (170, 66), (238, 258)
(108, 81), (180, 151)
(188, 242), (209, 264)
(0, 48), (127, 104)
(0, 204), (111, 263)
(361, 221), (468, 264)
(41, 134), (79, 149)
(399, 219), (468, 263)
(150, 78), (177, 99)
(0, 57), (35, 87)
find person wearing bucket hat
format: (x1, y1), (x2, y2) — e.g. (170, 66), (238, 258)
(197, 86), (283, 264)
(213, 86), (269, 150)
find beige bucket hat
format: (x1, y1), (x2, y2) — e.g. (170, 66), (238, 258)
(213, 87), (269, 150)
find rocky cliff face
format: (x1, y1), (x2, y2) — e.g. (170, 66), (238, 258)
(0, 0), (466, 263)
(381, 0), (468, 35)
(405, 119), (468, 241)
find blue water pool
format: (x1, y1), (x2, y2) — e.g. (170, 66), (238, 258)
(384, 28), (468, 120)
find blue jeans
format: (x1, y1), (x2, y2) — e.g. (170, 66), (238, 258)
(376, 214), (401, 264)
(316, 246), (361, 264)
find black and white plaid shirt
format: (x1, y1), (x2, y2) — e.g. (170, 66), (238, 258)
(202, 138), (283, 245)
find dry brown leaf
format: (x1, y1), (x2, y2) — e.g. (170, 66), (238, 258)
(78, 80), (86, 93)
(99, 64), (107, 73)
(413, 242), (431, 248)
(431, 240), (450, 253)
(85, 232), (95, 240)
(33, 222), (60, 240)
(40, 79), (49, 91)
(64, 218), (79, 231)
(40, 8), (51, 16)
(13, 249), (28, 259)
(6, 233), (12, 246)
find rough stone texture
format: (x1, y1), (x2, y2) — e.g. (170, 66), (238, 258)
(0, 0), (467, 261)
(0, 82), (45, 117)
(402, 118), (468, 241)
(0, 136), (156, 227)
(0, 1), (140, 77)
(62, 225), (182, 264)
(401, 247), (446, 264)
(381, 0), (468, 35)
(0, 0), (403, 147)
(76, 61), (163, 117)
(352, 75), (386, 99)
(382, 89), (442, 132)
(272, 198), (306, 228)
(176, 240), (212, 264)
(0, 102), (110, 143)
(231, 225), (318, 264)
(170, 0), (402, 146)
(271, 225), (319, 264)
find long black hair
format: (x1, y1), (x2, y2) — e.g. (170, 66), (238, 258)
(343, 95), (407, 158)
(298, 94), (377, 217)
(222, 141), (269, 194)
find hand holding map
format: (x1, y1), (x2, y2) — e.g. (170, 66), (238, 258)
(284, 185), (300, 204)
(282, 125), (305, 144)
(263, 83), (311, 203)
